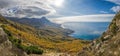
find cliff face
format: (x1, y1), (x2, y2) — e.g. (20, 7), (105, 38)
(78, 12), (120, 56)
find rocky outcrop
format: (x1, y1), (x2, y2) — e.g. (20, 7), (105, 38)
(78, 12), (120, 56)
(0, 26), (26, 56)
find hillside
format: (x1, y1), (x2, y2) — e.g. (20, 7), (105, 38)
(0, 14), (89, 56)
(6, 17), (74, 40)
(0, 15), (27, 56)
(78, 12), (120, 56)
(0, 27), (28, 56)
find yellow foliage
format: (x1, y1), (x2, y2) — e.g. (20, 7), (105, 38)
(4, 25), (89, 53)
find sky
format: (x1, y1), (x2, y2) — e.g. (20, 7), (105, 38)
(0, 0), (120, 23)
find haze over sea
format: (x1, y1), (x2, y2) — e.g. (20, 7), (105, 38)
(62, 22), (110, 40)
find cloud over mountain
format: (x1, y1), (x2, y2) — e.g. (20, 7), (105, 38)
(0, 0), (56, 18)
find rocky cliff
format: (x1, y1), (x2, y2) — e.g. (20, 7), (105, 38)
(78, 12), (120, 56)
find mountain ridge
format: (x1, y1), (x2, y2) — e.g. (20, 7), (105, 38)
(6, 17), (61, 28)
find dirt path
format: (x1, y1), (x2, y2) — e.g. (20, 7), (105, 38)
(28, 53), (71, 56)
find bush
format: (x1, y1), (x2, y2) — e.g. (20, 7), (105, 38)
(25, 46), (43, 54)
(17, 44), (43, 54)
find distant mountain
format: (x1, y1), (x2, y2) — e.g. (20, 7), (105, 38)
(6, 17), (74, 37)
(6, 17), (61, 28)
(78, 12), (120, 56)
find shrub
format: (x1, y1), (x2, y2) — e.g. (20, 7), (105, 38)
(17, 44), (43, 54)
(25, 46), (43, 54)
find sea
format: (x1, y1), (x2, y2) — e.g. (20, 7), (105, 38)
(62, 22), (110, 40)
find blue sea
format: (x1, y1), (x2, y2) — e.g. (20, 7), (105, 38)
(62, 22), (110, 40)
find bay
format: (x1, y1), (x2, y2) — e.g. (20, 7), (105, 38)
(62, 22), (110, 40)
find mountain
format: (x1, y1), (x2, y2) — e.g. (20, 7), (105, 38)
(6, 17), (61, 28)
(6, 17), (73, 41)
(0, 14), (89, 56)
(78, 12), (120, 56)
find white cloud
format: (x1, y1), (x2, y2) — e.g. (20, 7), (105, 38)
(0, 0), (56, 18)
(106, 0), (120, 5)
(111, 6), (120, 12)
(51, 14), (115, 24)
(106, 0), (120, 12)
(100, 11), (108, 14)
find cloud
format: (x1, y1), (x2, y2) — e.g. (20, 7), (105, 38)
(111, 6), (120, 12)
(100, 11), (108, 14)
(51, 14), (115, 24)
(106, 0), (120, 5)
(0, 0), (56, 18)
(106, 0), (120, 12)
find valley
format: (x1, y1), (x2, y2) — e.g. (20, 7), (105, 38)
(0, 0), (120, 56)
(0, 14), (90, 56)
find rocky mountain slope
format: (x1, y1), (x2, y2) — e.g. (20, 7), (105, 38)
(0, 14), (89, 56)
(78, 12), (120, 56)
(0, 15), (26, 56)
